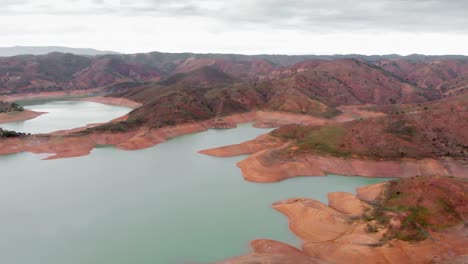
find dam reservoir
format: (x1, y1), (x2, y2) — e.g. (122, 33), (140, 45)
(0, 101), (388, 263)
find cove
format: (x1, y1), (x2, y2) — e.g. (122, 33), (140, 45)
(1, 100), (132, 134)
(0, 102), (390, 264)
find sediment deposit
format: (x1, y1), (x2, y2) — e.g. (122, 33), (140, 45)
(0, 110), (46, 124)
(220, 177), (468, 264)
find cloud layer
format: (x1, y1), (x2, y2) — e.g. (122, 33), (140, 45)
(1, 0), (467, 54)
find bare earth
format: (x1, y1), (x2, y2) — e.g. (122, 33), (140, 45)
(0, 110), (46, 124)
(220, 177), (468, 264)
(80, 96), (143, 108)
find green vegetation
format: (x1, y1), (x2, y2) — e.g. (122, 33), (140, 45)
(0, 128), (29, 138)
(270, 124), (313, 140)
(265, 95), (342, 118)
(0, 101), (24, 113)
(363, 177), (466, 243)
(272, 124), (350, 157)
(364, 203), (431, 242)
(86, 117), (146, 134)
(296, 126), (350, 156)
(385, 119), (415, 138)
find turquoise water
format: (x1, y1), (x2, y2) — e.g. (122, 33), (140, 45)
(0, 102), (390, 264)
(1, 100), (132, 134)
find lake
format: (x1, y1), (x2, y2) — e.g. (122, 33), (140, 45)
(0, 101), (389, 263)
(1, 100), (132, 134)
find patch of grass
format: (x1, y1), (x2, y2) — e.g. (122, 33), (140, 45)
(296, 125), (351, 157)
(402, 206), (430, 229)
(0, 101), (24, 113)
(365, 224), (379, 233)
(438, 199), (457, 215)
(386, 119), (415, 138)
(270, 124), (313, 140)
(0, 128), (29, 138)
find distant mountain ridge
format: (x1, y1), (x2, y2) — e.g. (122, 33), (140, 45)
(0, 46), (120, 57)
(109, 52), (468, 67)
(1, 47), (467, 64)
(1, 51), (468, 99)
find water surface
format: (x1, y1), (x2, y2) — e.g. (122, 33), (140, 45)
(1, 100), (132, 134)
(0, 101), (390, 264)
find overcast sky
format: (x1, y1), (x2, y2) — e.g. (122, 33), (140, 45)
(1, 0), (468, 55)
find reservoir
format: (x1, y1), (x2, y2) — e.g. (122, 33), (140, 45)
(1, 100), (132, 134)
(0, 101), (389, 263)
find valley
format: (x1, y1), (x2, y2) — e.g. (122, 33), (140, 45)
(0, 51), (466, 263)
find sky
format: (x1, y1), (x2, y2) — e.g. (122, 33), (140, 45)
(1, 0), (468, 55)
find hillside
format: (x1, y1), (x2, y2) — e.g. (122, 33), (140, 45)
(0, 53), (161, 94)
(378, 59), (468, 95)
(267, 59), (436, 105)
(272, 95), (467, 161)
(198, 95), (467, 182)
(1, 52), (468, 104)
(93, 66), (268, 131)
(91, 58), (462, 132)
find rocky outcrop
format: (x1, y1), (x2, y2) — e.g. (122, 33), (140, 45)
(237, 150), (468, 182)
(218, 239), (323, 264)
(201, 134), (467, 182)
(328, 192), (368, 217)
(199, 134), (285, 157)
(220, 177), (468, 264)
(274, 198), (353, 243)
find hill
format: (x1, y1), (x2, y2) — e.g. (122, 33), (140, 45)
(272, 95), (467, 161)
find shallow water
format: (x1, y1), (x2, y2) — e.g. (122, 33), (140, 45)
(0, 102), (390, 264)
(1, 100), (132, 134)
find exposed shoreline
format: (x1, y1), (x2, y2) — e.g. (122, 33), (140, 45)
(80, 96), (143, 108)
(220, 177), (468, 264)
(200, 125), (468, 181)
(0, 106), (385, 160)
(0, 111), (257, 159)
(0, 110), (47, 124)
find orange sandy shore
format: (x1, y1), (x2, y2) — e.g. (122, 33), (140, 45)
(80, 96), (143, 108)
(0, 110), (47, 124)
(0, 111), (256, 159)
(220, 179), (468, 264)
(0, 106), (383, 160)
(200, 135), (468, 181)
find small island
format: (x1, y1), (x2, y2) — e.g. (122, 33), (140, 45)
(0, 101), (46, 124)
(0, 101), (24, 113)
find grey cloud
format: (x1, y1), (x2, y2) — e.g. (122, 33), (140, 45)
(3, 0), (468, 33)
(115, 0), (468, 33)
